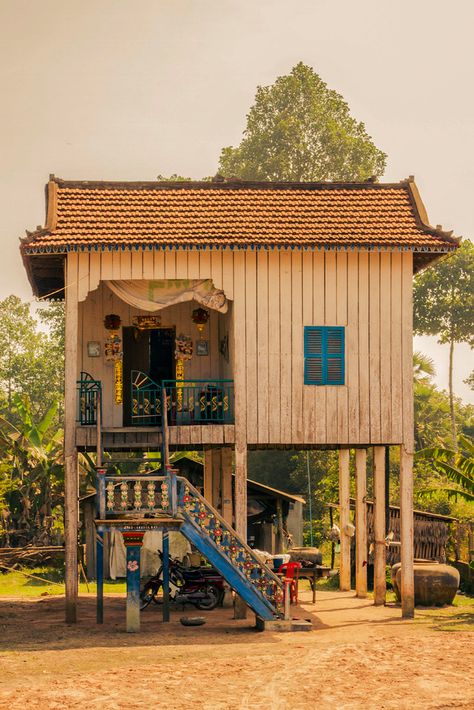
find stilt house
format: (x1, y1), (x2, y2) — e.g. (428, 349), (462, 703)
(21, 176), (458, 628)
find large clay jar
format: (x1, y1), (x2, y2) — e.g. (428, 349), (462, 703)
(289, 547), (323, 566)
(393, 561), (460, 606)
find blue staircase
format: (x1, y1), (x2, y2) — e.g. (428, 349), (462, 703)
(176, 477), (284, 621)
(96, 467), (284, 621)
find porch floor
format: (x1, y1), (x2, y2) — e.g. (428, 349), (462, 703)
(76, 423), (235, 450)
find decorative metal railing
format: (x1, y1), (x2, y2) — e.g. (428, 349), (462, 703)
(77, 372), (102, 425)
(131, 372), (234, 426)
(176, 476), (284, 617)
(163, 379), (234, 425)
(131, 370), (162, 425)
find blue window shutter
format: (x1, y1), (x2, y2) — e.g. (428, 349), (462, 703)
(304, 327), (323, 385)
(325, 327), (345, 385)
(304, 326), (345, 386)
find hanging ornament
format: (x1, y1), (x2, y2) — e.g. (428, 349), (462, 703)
(104, 314), (121, 331)
(191, 308), (210, 338)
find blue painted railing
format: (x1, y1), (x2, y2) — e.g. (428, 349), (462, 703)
(162, 379), (234, 425)
(77, 372), (102, 425)
(131, 371), (234, 426)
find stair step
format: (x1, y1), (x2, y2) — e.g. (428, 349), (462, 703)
(255, 617), (313, 632)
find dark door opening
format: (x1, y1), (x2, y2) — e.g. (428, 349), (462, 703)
(123, 326), (175, 426)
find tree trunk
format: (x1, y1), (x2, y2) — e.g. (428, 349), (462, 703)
(448, 337), (457, 450)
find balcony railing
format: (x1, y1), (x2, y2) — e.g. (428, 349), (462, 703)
(131, 372), (234, 426)
(163, 379), (234, 425)
(77, 372), (102, 425)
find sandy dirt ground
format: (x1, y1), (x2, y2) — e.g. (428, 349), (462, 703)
(0, 589), (472, 710)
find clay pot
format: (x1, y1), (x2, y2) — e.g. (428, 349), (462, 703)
(289, 547), (323, 566)
(391, 561), (460, 606)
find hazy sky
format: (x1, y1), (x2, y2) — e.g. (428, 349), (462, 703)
(1, 0), (472, 401)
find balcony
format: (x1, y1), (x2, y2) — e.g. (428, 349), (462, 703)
(76, 371), (235, 450)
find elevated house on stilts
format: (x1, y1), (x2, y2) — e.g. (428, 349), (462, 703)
(20, 176), (458, 630)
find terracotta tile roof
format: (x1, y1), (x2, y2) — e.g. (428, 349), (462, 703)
(21, 177), (458, 255)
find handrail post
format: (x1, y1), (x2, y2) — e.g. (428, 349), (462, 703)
(96, 464), (106, 624)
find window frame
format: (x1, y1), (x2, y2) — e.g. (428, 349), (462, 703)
(304, 326), (345, 386)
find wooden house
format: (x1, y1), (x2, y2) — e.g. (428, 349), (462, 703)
(21, 176), (458, 628)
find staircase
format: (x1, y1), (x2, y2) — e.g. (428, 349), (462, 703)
(94, 386), (284, 623)
(176, 477), (284, 621)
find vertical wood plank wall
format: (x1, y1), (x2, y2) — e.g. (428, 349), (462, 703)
(71, 249), (413, 444)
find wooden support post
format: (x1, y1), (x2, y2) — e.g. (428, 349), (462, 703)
(96, 531), (104, 624)
(234, 442), (248, 619)
(123, 532), (144, 633)
(64, 256), (79, 624)
(162, 530), (170, 623)
(276, 499), (284, 554)
(234, 443), (247, 540)
(221, 448), (233, 525)
(373, 446), (387, 606)
(400, 446), (415, 618)
(203, 449), (213, 503)
(355, 449), (368, 598)
(221, 447), (234, 608)
(338, 448), (351, 592)
(212, 449), (221, 511)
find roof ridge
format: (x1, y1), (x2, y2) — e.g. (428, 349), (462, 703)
(50, 176), (411, 191)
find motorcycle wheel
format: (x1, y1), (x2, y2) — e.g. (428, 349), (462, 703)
(140, 581), (161, 610)
(195, 584), (220, 611)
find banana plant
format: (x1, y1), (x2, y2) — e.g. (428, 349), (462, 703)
(416, 434), (474, 504)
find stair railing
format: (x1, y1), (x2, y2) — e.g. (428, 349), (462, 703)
(176, 476), (284, 617)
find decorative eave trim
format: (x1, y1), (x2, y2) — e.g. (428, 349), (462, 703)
(21, 241), (458, 256)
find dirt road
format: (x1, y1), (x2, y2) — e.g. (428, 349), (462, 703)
(0, 590), (472, 709)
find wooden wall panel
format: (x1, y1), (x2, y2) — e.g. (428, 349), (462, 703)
(401, 253), (414, 452)
(347, 253), (360, 443)
(245, 252), (258, 441)
(313, 252), (326, 443)
(325, 252), (338, 444)
(369, 253), (381, 442)
(391, 252), (403, 443)
(267, 250), (281, 443)
(73, 247), (411, 446)
(302, 251), (315, 443)
(358, 253), (370, 443)
(336, 252), (348, 443)
(380, 253), (392, 442)
(257, 250), (269, 443)
(291, 252), (303, 444)
(279, 251), (292, 443)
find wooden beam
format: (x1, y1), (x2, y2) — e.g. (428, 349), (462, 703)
(355, 448), (368, 598)
(338, 448), (351, 591)
(64, 254), (79, 623)
(373, 446), (386, 606)
(400, 446), (415, 618)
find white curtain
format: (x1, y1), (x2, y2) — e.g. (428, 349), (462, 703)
(108, 529), (191, 579)
(106, 279), (228, 313)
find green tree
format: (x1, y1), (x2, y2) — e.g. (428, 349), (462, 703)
(0, 394), (63, 545)
(218, 62), (386, 182)
(0, 296), (64, 420)
(413, 240), (474, 447)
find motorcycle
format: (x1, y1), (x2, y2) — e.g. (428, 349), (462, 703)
(140, 551), (225, 611)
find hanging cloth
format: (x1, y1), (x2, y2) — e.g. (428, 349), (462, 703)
(106, 279), (228, 313)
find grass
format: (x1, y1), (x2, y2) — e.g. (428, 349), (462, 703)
(0, 567), (126, 597)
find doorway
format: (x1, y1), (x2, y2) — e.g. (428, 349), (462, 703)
(123, 326), (175, 425)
